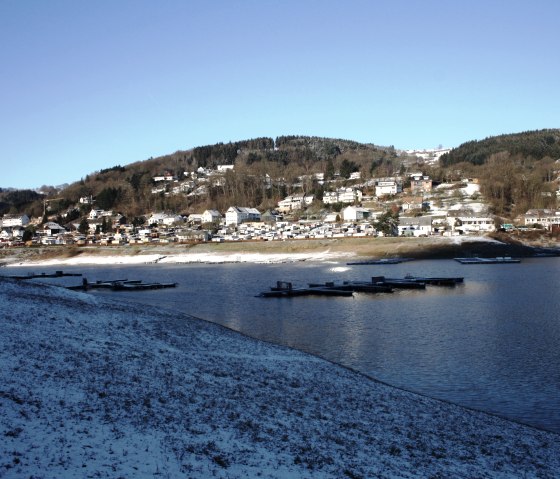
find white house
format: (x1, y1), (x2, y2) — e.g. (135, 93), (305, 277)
(89, 209), (112, 220)
(225, 207), (261, 226)
(400, 200), (424, 212)
(398, 217), (433, 237)
(147, 213), (183, 226)
(375, 179), (402, 197)
(524, 209), (560, 228)
(342, 206), (371, 222)
(201, 209), (222, 224)
(277, 195), (314, 213)
(322, 188), (362, 205)
(0, 227), (25, 240)
(153, 172), (176, 182)
(187, 213), (204, 224)
(217, 165), (234, 172)
(1, 214), (30, 228)
(448, 215), (496, 234)
(40, 222), (66, 236)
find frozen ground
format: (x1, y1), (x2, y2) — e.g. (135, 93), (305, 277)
(1, 278), (559, 478)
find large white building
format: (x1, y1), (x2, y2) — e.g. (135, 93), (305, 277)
(398, 217), (433, 237)
(277, 195), (314, 213)
(225, 207), (261, 226)
(147, 213), (183, 226)
(322, 188), (362, 205)
(342, 206), (371, 222)
(524, 209), (560, 227)
(375, 179), (403, 197)
(1, 214), (30, 228)
(448, 215), (496, 234)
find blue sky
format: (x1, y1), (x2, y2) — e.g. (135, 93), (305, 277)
(1, 0), (559, 189)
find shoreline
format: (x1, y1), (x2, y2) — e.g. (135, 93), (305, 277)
(2, 277), (559, 477)
(2, 234), (558, 267)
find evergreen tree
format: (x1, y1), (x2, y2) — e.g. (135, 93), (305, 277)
(325, 159), (335, 180)
(78, 218), (89, 235)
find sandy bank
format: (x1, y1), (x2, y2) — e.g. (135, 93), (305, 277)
(1, 278), (559, 478)
(2, 234), (550, 267)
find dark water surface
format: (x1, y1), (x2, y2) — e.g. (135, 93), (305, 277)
(7, 257), (560, 433)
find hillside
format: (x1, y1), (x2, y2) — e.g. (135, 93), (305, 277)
(1, 131), (559, 222)
(437, 129), (560, 217)
(2, 277), (560, 478)
(28, 136), (405, 220)
(440, 129), (560, 167)
(0, 135), (395, 222)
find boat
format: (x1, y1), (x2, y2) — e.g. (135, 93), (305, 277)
(454, 257), (521, 264)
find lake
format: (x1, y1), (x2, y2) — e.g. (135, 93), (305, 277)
(6, 257), (560, 433)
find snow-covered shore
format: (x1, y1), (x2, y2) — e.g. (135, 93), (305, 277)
(1, 278), (559, 478)
(5, 250), (353, 267)
(2, 235), (515, 267)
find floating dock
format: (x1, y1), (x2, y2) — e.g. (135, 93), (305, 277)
(308, 281), (393, 294)
(111, 282), (177, 291)
(369, 276), (426, 289)
(262, 273), (465, 298)
(9, 271), (82, 280)
(347, 258), (413, 265)
(67, 279), (177, 291)
(259, 281), (353, 298)
(454, 257), (521, 264)
(403, 275), (464, 286)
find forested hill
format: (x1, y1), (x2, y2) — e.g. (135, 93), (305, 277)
(439, 129), (560, 217)
(16, 136), (399, 219)
(440, 129), (560, 167)
(2, 132), (558, 221)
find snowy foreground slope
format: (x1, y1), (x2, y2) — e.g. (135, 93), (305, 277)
(1, 279), (559, 479)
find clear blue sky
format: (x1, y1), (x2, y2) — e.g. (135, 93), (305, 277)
(1, 0), (559, 189)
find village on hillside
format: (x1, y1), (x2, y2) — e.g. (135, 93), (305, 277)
(1, 160), (560, 247)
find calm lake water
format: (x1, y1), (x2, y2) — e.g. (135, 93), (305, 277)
(6, 257), (560, 433)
